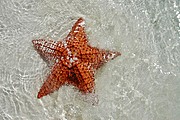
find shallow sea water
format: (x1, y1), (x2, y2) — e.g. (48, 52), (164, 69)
(0, 0), (179, 120)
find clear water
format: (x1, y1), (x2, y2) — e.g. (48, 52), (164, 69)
(0, 0), (179, 120)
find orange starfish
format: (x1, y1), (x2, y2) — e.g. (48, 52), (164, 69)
(32, 18), (121, 99)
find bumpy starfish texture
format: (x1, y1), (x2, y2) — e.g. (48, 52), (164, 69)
(32, 18), (121, 99)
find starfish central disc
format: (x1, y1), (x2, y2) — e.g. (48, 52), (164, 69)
(61, 42), (80, 68)
(32, 18), (121, 99)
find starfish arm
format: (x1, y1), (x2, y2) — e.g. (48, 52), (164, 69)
(72, 62), (95, 93)
(37, 62), (68, 98)
(65, 18), (88, 47)
(32, 39), (65, 63)
(80, 45), (121, 69)
(99, 49), (121, 62)
(93, 49), (121, 69)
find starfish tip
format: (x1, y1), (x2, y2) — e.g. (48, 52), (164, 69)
(32, 40), (39, 46)
(32, 39), (36, 43)
(116, 51), (121, 56)
(37, 92), (43, 99)
(78, 17), (84, 21)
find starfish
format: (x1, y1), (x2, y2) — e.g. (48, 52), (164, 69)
(32, 18), (121, 99)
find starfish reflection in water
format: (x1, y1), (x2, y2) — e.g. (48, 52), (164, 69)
(32, 18), (121, 99)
